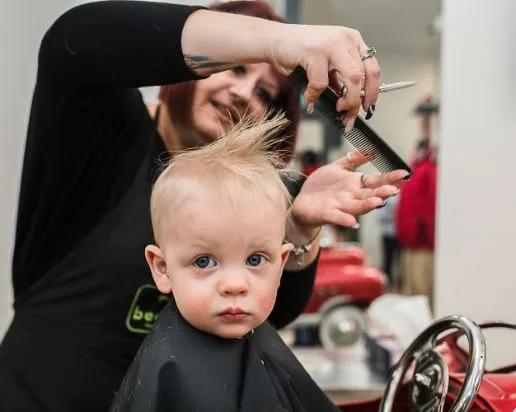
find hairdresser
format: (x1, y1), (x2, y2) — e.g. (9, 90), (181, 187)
(0, 1), (406, 411)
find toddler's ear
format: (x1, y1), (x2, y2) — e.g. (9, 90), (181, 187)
(145, 245), (171, 294)
(279, 243), (293, 272)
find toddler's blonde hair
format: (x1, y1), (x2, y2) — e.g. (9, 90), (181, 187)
(150, 112), (295, 244)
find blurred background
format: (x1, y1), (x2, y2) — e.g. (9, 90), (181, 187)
(2, 0), (516, 404)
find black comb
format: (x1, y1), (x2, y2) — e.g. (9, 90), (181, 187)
(287, 67), (412, 178)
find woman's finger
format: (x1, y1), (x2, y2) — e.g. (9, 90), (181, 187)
(362, 170), (410, 188)
(322, 208), (358, 228)
(372, 185), (399, 199)
(328, 68), (343, 94)
(334, 149), (369, 170)
(331, 195), (384, 217)
(334, 57), (365, 132)
(303, 59), (329, 111)
(352, 185), (398, 201)
(359, 42), (381, 111)
(321, 191), (399, 227)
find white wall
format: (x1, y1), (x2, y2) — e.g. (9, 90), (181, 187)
(435, 0), (516, 365)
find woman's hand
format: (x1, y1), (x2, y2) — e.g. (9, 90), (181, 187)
(265, 24), (380, 131)
(182, 10), (379, 131)
(291, 150), (409, 232)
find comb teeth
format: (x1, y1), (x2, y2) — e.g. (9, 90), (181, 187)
(288, 67), (412, 178)
(347, 118), (411, 174)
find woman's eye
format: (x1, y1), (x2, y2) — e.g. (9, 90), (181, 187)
(246, 254), (267, 267)
(232, 66), (246, 75)
(256, 88), (273, 106)
(194, 256), (216, 269)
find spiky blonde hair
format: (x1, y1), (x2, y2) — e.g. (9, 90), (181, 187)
(150, 112), (295, 245)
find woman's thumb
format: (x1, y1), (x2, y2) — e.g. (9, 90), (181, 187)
(303, 60), (329, 113)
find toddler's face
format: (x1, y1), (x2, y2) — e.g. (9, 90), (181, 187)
(146, 190), (290, 339)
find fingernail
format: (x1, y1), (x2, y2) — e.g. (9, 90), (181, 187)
(376, 201), (387, 209)
(365, 104), (376, 120)
(352, 222), (360, 229)
(306, 103), (314, 115)
(402, 170), (411, 179)
(344, 118), (355, 135)
(337, 110), (347, 119)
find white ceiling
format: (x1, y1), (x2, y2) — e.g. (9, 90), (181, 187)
(300, 0), (441, 56)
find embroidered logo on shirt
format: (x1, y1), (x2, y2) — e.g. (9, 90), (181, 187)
(125, 284), (169, 334)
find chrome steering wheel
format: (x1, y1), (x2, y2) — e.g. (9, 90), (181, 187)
(379, 315), (486, 412)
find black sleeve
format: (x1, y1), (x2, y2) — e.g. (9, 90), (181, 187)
(269, 253), (319, 329)
(268, 175), (318, 329)
(39, 1), (206, 90)
(12, 2), (204, 297)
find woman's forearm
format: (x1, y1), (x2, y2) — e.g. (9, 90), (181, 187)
(181, 9), (282, 76)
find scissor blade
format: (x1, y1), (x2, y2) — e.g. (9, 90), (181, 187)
(379, 81), (417, 93)
(358, 81), (416, 96)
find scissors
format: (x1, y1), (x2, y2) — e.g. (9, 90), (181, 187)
(334, 81), (416, 119)
(358, 81), (416, 97)
(339, 81), (416, 97)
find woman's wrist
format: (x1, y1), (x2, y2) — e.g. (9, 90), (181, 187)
(285, 209), (320, 246)
(284, 210), (321, 270)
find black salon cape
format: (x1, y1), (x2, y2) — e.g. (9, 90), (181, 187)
(111, 303), (340, 412)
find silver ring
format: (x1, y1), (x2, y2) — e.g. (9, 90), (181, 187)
(345, 152), (356, 169)
(340, 83), (348, 97)
(360, 47), (377, 61)
(360, 173), (368, 188)
(342, 84), (368, 98)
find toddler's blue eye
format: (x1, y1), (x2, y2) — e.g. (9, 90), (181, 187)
(247, 254), (266, 267)
(194, 256), (216, 269)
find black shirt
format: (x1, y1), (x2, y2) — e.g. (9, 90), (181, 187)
(0, 2), (317, 412)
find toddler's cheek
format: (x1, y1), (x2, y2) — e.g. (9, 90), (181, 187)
(254, 292), (278, 321)
(177, 293), (212, 326)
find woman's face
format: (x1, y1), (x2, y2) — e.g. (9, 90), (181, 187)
(190, 63), (281, 143)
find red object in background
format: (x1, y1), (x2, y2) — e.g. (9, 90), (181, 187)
(398, 94), (438, 251)
(303, 162), (324, 176)
(446, 374), (516, 411)
(396, 155), (437, 249)
(304, 247), (385, 315)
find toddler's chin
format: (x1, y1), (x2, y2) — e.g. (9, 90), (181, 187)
(213, 325), (254, 340)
